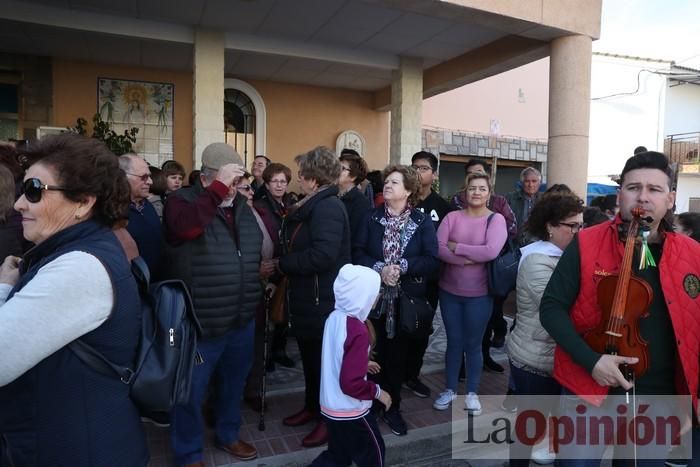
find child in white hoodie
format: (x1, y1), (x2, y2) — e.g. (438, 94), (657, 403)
(310, 264), (392, 467)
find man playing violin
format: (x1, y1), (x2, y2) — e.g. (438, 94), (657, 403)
(540, 151), (700, 466)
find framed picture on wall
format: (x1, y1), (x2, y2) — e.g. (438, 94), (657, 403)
(97, 77), (174, 167)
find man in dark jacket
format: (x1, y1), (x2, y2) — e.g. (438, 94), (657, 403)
(163, 143), (262, 464)
(405, 151), (453, 398)
(118, 153), (162, 275)
(505, 166), (542, 247)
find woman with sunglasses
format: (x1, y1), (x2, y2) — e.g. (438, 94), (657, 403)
(0, 133), (149, 466)
(506, 191), (583, 467)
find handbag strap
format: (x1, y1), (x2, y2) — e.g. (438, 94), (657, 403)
(287, 222), (303, 253)
(69, 339), (135, 384)
(484, 212), (516, 254)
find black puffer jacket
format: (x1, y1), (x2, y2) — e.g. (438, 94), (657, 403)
(340, 185), (371, 239)
(279, 185), (351, 339)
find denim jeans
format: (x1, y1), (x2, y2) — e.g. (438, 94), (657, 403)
(170, 320), (255, 466)
(439, 289), (492, 393)
(553, 388), (677, 467)
(509, 363), (561, 467)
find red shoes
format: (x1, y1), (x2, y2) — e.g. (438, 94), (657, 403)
(282, 409), (328, 447)
(282, 408), (316, 426)
(301, 420), (328, 447)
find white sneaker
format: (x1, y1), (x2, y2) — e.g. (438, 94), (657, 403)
(531, 446), (556, 465)
(433, 389), (457, 410)
(465, 392), (482, 415)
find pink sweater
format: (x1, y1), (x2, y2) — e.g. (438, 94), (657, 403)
(436, 211), (507, 297)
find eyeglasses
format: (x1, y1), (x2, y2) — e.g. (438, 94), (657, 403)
(558, 222), (583, 233)
(411, 165), (433, 173)
(126, 172), (152, 182)
(341, 166), (351, 172)
(22, 178), (67, 203)
(237, 185), (252, 191)
(269, 179), (288, 186)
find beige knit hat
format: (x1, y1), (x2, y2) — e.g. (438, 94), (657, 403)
(201, 143), (242, 170)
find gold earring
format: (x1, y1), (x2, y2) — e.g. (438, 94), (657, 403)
(75, 213), (82, 220)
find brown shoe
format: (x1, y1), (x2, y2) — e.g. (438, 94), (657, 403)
(217, 440), (257, 461)
(283, 408), (316, 427)
(302, 420), (328, 448)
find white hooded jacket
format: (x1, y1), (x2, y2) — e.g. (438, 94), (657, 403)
(319, 264), (381, 420)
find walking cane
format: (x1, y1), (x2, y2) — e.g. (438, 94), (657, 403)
(259, 287), (273, 431)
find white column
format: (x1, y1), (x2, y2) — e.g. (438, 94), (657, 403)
(390, 57), (423, 165)
(193, 29), (225, 168)
(547, 35), (593, 199)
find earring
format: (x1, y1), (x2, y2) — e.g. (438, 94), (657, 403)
(75, 213), (82, 220)
(548, 230), (553, 239)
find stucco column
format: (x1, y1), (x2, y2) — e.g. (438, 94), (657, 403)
(390, 57), (423, 165)
(193, 29), (225, 168)
(547, 35), (592, 199)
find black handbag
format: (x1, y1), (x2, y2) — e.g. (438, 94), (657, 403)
(399, 289), (434, 338)
(485, 214), (521, 297)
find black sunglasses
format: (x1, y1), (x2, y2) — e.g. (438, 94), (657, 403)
(22, 178), (67, 203)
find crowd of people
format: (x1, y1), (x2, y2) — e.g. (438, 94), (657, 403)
(0, 133), (699, 467)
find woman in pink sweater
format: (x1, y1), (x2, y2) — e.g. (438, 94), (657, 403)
(433, 171), (507, 414)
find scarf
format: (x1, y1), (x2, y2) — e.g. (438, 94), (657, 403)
(377, 204), (411, 338)
(382, 204), (411, 264)
(286, 184), (330, 217)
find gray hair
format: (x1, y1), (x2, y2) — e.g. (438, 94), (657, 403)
(295, 146), (341, 186)
(200, 166), (218, 183)
(118, 153), (140, 173)
(520, 166), (542, 181)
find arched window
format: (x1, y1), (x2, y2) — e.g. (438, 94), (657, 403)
(224, 88), (256, 165)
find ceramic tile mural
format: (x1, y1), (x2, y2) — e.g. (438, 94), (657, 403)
(98, 78), (174, 167)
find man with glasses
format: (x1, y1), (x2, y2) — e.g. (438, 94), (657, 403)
(118, 153), (162, 275)
(403, 151), (453, 399)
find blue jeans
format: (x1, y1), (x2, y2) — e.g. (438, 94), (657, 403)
(170, 320), (255, 466)
(509, 363), (561, 467)
(439, 290), (492, 393)
(554, 388), (676, 467)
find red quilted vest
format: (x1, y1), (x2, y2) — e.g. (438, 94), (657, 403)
(552, 216), (700, 413)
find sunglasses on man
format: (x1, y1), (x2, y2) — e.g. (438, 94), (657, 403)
(21, 178), (67, 203)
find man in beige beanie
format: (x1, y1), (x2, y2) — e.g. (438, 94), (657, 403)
(163, 142), (263, 465)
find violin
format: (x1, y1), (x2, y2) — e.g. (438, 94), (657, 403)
(584, 207), (653, 382)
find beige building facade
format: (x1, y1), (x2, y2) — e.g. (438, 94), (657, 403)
(0, 0), (601, 195)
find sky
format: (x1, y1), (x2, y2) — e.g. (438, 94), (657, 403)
(594, 0), (700, 68)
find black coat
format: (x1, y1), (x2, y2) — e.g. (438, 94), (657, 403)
(353, 206), (439, 300)
(279, 185), (351, 338)
(340, 186), (371, 239)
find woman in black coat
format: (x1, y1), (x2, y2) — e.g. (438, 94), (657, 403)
(353, 164), (439, 437)
(277, 146), (351, 447)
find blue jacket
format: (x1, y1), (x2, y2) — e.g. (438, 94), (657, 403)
(0, 220), (148, 467)
(353, 206), (439, 300)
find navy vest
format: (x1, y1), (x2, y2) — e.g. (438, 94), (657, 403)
(0, 220), (148, 467)
(163, 184), (263, 338)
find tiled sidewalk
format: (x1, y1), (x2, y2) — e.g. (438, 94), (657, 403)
(146, 310), (513, 466)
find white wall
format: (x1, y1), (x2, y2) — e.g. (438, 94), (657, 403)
(422, 59), (549, 140)
(676, 175), (700, 213)
(664, 81), (700, 136)
(588, 56), (668, 178)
